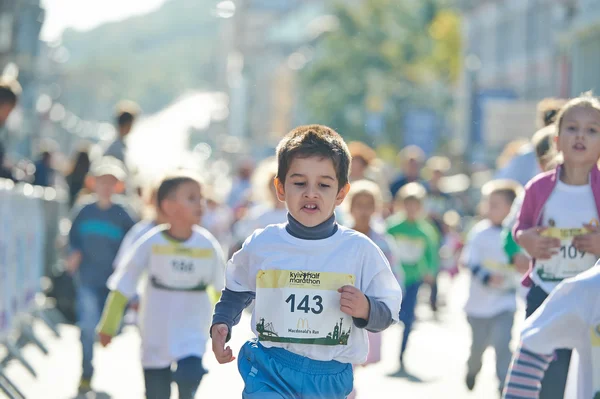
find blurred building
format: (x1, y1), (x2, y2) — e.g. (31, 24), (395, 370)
(0, 0), (45, 158)
(227, 0), (334, 149)
(455, 0), (600, 160)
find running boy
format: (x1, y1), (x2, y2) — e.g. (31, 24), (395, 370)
(387, 182), (439, 373)
(66, 156), (137, 393)
(211, 125), (402, 398)
(462, 179), (522, 394)
(96, 172), (226, 399)
(514, 92), (600, 398)
(503, 265), (600, 399)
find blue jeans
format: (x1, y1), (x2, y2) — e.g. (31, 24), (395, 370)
(76, 285), (110, 380)
(238, 340), (353, 399)
(399, 281), (421, 361)
(525, 284), (572, 399)
(143, 356), (207, 399)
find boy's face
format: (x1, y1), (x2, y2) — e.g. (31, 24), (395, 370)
(0, 102), (15, 125)
(94, 174), (119, 199)
(403, 198), (422, 220)
(166, 181), (204, 226)
(276, 156), (349, 227)
(350, 193), (375, 226)
(487, 192), (511, 225)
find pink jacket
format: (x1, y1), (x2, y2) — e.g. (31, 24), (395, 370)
(512, 165), (600, 287)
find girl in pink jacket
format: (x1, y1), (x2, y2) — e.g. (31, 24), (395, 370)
(512, 92), (600, 399)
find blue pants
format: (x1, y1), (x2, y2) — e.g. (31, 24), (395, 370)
(238, 340), (353, 399)
(399, 281), (421, 361)
(76, 284), (110, 380)
(143, 356), (207, 399)
(525, 284), (572, 399)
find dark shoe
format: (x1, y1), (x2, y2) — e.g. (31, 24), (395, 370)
(466, 374), (476, 391)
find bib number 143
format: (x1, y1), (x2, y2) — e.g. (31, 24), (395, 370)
(285, 294), (323, 314)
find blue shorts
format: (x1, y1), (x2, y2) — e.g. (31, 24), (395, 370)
(238, 339), (353, 399)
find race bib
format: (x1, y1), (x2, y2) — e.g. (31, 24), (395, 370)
(149, 245), (215, 291)
(536, 228), (597, 281)
(255, 270), (355, 346)
(394, 236), (426, 264)
(590, 325), (600, 399)
(482, 260), (520, 291)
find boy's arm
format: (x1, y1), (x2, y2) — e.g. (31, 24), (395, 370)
(211, 234), (256, 341)
(67, 208), (84, 273)
(353, 244), (403, 333)
(97, 235), (152, 337)
(460, 232), (493, 285)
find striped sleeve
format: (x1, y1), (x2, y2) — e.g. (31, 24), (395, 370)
(503, 346), (553, 398)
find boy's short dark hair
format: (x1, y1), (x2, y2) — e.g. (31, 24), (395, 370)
(0, 79), (21, 105)
(397, 182), (427, 203)
(481, 179), (522, 205)
(115, 100), (140, 127)
(156, 171), (202, 211)
(275, 124), (351, 190)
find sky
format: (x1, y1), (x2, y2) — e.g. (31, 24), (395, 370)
(40, 0), (168, 42)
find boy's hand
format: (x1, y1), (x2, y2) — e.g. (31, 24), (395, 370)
(422, 274), (435, 285)
(338, 285), (370, 320)
(518, 227), (560, 260)
(98, 332), (112, 347)
(573, 224), (600, 256)
(211, 324), (235, 364)
(65, 251), (82, 275)
(488, 274), (505, 288)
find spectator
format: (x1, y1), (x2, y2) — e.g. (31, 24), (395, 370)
(33, 150), (55, 187)
(104, 100), (140, 167)
(0, 78), (20, 126)
(494, 98), (567, 186)
(390, 145), (426, 199)
(66, 147), (91, 208)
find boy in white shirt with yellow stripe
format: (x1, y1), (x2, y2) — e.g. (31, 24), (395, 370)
(96, 172), (226, 399)
(211, 125), (402, 398)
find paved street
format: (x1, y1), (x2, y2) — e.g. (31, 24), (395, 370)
(3, 272), (525, 399)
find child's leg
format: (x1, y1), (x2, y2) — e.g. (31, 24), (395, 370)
(76, 285), (104, 383)
(525, 285), (572, 398)
(398, 282), (421, 364)
(489, 311), (514, 391)
(466, 316), (491, 381)
(173, 356), (207, 399)
(143, 366), (171, 399)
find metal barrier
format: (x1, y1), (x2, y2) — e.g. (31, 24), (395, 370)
(0, 178), (68, 399)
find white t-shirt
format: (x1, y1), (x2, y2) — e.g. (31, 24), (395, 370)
(109, 224), (225, 368)
(226, 224), (402, 365)
(461, 220), (519, 318)
(520, 265), (600, 399)
(533, 181), (599, 293)
(113, 220), (157, 268)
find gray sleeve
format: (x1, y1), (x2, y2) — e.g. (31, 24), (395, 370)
(211, 288), (256, 342)
(352, 295), (393, 333)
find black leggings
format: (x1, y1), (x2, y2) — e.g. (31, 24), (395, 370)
(525, 284), (572, 399)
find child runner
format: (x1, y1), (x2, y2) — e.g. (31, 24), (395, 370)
(345, 179), (401, 399)
(514, 92), (600, 399)
(502, 125), (560, 276)
(211, 125), (402, 398)
(462, 179), (522, 394)
(66, 156), (137, 393)
(387, 182), (439, 373)
(503, 265), (600, 399)
(96, 172), (226, 399)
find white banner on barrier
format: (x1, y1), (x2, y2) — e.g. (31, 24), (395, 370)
(0, 181), (47, 337)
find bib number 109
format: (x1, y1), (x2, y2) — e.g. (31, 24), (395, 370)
(285, 294), (323, 314)
(560, 244), (585, 259)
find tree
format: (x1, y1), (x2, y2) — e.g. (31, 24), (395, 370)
(299, 0), (461, 148)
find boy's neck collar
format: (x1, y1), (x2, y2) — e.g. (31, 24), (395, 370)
(286, 212), (337, 240)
